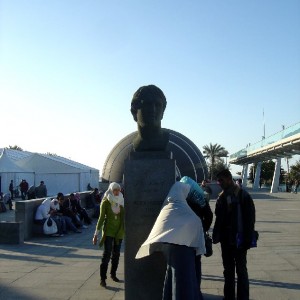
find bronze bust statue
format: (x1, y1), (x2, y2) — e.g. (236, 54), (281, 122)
(130, 85), (169, 151)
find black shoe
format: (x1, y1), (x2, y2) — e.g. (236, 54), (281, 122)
(100, 280), (106, 288)
(111, 275), (120, 282)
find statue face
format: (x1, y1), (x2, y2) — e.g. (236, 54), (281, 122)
(136, 97), (164, 127)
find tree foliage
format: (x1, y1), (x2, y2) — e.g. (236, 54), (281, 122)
(290, 160), (300, 181)
(203, 143), (229, 180)
(46, 152), (57, 156)
(7, 145), (23, 151)
(249, 160), (276, 184)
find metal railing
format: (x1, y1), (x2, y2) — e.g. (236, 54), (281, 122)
(229, 121), (300, 161)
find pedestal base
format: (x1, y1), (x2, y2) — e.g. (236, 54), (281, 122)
(124, 152), (175, 300)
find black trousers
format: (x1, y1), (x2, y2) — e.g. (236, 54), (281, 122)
(221, 243), (249, 300)
(100, 236), (122, 280)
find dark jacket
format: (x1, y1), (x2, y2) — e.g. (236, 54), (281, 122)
(180, 176), (213, 232)
(212, 185), (255, 250)
(35, 184), (47, 198)
(188, 201), (213, 232)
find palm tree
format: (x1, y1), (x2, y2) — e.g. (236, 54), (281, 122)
(203, 143), (228, 180)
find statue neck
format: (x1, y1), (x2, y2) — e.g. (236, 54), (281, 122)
(137, 124), (162, 137)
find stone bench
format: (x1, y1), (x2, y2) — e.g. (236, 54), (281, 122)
(0, 221), (24, 244)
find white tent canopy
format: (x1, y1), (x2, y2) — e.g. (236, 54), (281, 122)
(0, 149), (34, 195)
(0, 149), (30, 172)
(0, 149), (99, 197)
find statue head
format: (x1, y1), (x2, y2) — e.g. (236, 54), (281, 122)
(130, 85), (167, 128)
(130, 85), (169, 151)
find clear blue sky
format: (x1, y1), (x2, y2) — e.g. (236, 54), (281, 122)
(1, 1), (299, 176)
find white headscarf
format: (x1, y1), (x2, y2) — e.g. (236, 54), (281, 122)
(35, 198), (52, 220)
(50, 198), (60, 210)
(136, 182), (206, 258)
(42, 198), (51, 212)
(104, 182), (124, 214)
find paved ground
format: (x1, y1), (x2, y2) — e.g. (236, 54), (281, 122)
(0, 190), (299, 300)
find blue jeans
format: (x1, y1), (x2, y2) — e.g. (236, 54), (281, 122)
(52, 215), (64, 234)
(61, 215), (78, 232)
(100, 236), (122, 280)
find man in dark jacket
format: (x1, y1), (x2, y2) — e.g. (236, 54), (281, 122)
(35, 181), (47, 198)
(19, 179), (29, 200)
(27, 185), (36, 200)
(213, 169), (256, 300)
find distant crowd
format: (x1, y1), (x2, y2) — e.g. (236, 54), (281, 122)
(0, 179), (48, 212)
(7, 179), (47, 200)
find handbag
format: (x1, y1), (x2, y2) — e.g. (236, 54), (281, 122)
(236, 230), (259, 248)
(43, 217), (58, 235)
(204, 232), (213, 257)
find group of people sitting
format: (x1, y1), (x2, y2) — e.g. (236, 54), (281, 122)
(34, 192), (93, 237)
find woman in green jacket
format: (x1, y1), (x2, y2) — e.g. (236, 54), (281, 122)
(92, 182), (124, 288)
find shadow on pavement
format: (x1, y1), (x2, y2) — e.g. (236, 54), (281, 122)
(249, 278), (300, 290)
(203, 274), (300, 291)
(202, 294), (223, 299)
(0, 252), (62, 265)
(0, 283), (40, 300)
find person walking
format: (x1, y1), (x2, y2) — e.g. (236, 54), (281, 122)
(212, 169), (256, 300)
(92, 182), (124, 288)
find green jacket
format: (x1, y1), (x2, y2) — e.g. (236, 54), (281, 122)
(96, 198), (125, 246)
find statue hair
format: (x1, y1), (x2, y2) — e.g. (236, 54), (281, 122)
(130, 85), (167, 117)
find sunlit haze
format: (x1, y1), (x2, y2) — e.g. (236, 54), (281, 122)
(1, 1), (299, 176)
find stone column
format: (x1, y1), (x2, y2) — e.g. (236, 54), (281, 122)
(242, 164), (248, 187)
(253, 162), (262, 189)
(124, 151), (175, 300)
(271, 158), (281, 193)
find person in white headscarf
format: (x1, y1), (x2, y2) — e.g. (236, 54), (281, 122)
(136, 181), (206, 300)
(92, 182), (125, 288)
(180, 176), (213, 299)
(34, 198), (62, 237)
(34, 198), (52, 223)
